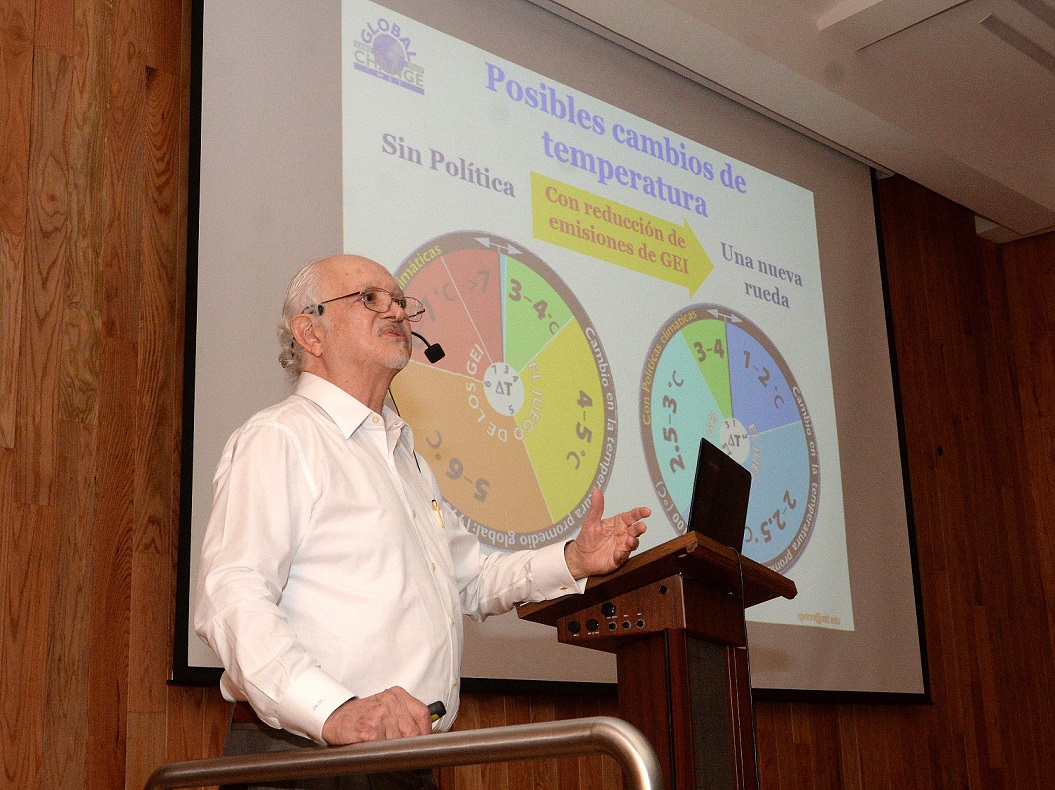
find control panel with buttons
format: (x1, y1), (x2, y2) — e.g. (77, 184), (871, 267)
(555, 574), (689, 651)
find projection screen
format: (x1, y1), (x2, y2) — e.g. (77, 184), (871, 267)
(176, 0), (927, 699)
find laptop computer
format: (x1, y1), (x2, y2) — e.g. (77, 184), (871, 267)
(685, 438), (752, 553)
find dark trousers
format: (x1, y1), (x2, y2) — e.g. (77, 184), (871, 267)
(222, 718), (439, 790)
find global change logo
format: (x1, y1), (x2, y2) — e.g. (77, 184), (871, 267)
(354, 15), (425, 95)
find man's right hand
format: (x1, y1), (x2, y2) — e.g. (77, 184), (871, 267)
(321, 687), (433, 746)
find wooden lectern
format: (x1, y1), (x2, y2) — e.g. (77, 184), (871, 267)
(518, 532), (796, 790)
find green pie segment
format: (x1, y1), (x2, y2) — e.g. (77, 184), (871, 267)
(679, 319), (733, 417)
(503, 257), (574, 371)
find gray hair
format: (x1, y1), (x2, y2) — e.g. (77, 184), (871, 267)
(278, 259), (326, 380)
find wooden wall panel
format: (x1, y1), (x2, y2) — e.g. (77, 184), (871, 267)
(39, 421), (96, 790)
(0, 0), (193, 788)
(3, 0), (1055, 787)
(1, 502), (52, 789)
(88, 334), (136, 790)
(59, 0), (110, 432)
(19, 44), (69, 507)
(102, 0), (145, 344)
(996, 231), (1055, 781)
(0, 0), (33, 449)
(438, 692), (623, 790)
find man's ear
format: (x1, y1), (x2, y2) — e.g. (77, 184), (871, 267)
(291, 312), (324, 358)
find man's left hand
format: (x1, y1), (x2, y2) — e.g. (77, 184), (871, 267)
(564, 488), (650, 579)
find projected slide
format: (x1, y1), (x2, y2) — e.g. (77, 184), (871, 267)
(641, 305), (819, 572)
(391, 232), (617, 551)
(341, 0), (853, 630)
(184, 0), (926, 695)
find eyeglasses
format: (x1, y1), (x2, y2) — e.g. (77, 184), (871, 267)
(311, 288), (426, 322)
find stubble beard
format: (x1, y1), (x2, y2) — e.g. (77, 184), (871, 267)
(378, 322), (411, 370)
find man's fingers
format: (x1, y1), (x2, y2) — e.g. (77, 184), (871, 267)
(323, 687), (433, 745)
(624, 507), (651, 526)
(382, 686), (432, 737)
(583, 487), (604, 525)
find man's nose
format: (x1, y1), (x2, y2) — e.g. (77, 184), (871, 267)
(383, 298), (408, 321)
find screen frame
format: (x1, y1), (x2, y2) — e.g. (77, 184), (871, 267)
(171, 0), (930, 705)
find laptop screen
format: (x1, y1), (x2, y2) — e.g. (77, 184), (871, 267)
(685, 439), (752, 552)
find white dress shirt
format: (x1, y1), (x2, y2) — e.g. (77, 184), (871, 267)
(193, 373), (583, 744)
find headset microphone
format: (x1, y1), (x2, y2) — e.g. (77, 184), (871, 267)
(411, 331), (446, 363)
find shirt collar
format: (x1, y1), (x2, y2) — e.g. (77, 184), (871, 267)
(294, 372), (408, 442)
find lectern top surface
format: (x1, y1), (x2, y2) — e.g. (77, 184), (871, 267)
(517, 532), (796, 626)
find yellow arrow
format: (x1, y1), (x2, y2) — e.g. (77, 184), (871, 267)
(531, 172), (713, 294)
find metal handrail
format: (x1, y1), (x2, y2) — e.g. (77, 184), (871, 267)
(142, 716), (662, 790)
